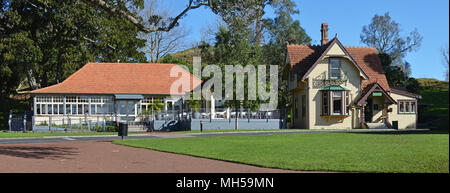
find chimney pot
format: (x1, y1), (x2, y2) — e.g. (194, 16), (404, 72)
(321, 23), (329, 45)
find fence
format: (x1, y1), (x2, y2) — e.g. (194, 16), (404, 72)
(12, 107), (287, 132)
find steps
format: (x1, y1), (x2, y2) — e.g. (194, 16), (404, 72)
(366, 122), (389, 129)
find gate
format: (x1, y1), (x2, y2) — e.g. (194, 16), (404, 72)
(8, 110), (33, 132)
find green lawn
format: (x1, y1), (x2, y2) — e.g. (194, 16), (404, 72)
(175, 129), (307, 133)
(0, 132), (118, 138)
(114, 130), (449, 173)
(419, 88), (449, 129)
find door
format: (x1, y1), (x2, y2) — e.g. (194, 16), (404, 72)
(119, 100), (136, 121)
(364, 98), (373, 123)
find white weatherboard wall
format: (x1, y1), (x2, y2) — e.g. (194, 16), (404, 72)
(389, 93), (418, 129)
(307, 57), (362, 129)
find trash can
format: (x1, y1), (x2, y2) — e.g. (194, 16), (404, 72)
(118, 122), (128, 138)
(392, 121), (398, 130)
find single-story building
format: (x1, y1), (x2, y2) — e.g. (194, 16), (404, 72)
(30, 62), (202, 124)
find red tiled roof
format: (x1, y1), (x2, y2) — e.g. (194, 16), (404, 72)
(31, 62), (202, 95)
(287, 39), (390, 91)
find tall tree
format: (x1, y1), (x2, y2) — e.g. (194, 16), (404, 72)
(140, 0), (189, 63)
(0, 0), (147, 96)
(262, 0), (311, 109)
(442, 45), (449, 81)
(360, 12), (423, 87)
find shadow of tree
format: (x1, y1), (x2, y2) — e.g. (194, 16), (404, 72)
(0, 146), (78, 159)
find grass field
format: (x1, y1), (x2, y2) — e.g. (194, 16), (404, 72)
(0, 132), (118, 138)
(175, 129), (307, 133)
(114, 130), (449, 173)
(419, 88), (449, 129)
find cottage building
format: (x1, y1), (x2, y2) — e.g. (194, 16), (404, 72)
(284, 23), (421, 129)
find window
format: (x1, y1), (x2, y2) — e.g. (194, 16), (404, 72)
(322, 90), (349, 116)
(398, 100), (416, 114)
(332, 91), (342, 114)
(322, 91), (329, 115)
(329, 58), (341, 79)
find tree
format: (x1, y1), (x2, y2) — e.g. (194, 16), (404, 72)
(360, 12), (423, 87)
(0, 0), (147, 95)
(442, 45), (449, 81)
(361, 12), (423, 61)
(262, 0), (311, 109)
(139, 0), (189, 63)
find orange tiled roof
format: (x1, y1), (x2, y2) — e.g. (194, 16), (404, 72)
(287, 40), (390, 91)
(31, 62), (202, 95)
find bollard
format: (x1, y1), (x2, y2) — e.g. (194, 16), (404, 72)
(200, 120), (203, 132)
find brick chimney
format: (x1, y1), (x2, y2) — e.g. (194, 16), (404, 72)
(321, 23), (329, 45)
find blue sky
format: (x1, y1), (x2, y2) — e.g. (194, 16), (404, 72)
(161, 0), (449, 80)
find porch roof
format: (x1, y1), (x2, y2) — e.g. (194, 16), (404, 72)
(356, 82), (396, 106)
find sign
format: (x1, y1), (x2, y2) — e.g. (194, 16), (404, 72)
(372, 92), (382, 96)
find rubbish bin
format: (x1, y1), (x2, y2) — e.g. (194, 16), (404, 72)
(118, 122), (128, 138)
(392, 121), (398, 130)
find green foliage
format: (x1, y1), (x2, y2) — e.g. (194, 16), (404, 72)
(0, 0), (147, 96)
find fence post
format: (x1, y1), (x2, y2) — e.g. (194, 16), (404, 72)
(248, 108), (250, 123)
(79, 118), (82, 130)
(49, 116), (52, 131)
(88, 120), (92, 131)
(8, 110), (12, 132)
(68, 117), (72, 132)
(23, 113), (27, 133)
(103, 114), (106, 132)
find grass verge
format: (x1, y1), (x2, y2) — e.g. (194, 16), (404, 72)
(114, 130), (449, 173)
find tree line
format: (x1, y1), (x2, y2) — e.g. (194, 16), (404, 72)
(1, 0), (427, 101)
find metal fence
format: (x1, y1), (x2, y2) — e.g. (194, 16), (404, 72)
(11, 107), (286, 132)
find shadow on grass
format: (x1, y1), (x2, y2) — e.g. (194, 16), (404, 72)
(0, 146), (78, 159)
(350, 130), (449, 135)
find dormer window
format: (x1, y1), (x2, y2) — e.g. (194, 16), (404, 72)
(329, 58), (341, 79)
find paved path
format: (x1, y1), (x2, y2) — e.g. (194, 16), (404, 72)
(0, 140), (308, 173)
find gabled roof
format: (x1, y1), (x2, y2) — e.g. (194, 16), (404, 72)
(286, 37), (390, 91)
(356, 82), (396, 105)
(31, 62), (202, 95)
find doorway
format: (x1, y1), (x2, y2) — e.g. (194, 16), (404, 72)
(364, 98), (373, 123)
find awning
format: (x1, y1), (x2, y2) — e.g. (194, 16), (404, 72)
(320, 85), (350, 91)
(114, 94), (144, 100)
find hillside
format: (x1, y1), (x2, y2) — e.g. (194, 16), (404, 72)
(417, 78), (449, 129)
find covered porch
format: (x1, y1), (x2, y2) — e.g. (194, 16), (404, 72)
(356, 83), (396, 128)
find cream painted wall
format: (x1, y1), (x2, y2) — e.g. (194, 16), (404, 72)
(389, 93), (418, 129)
(327, 44), (346, 55)
(306, 57), (362, 129)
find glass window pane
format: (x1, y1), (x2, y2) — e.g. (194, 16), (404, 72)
(128, 101), (135, 115)
(91, 104), (96, 114)
(72, 104), (77, 115)
(120, 101), (127, 115)
(405, 102), (410, 112)
(84, 104), (89, 114)
(66, 104), (71, 114)
(333, 91), (342, 114)
(78, 104), (83, 114)
(411, 102), (416, 112)
(399, 102), (404, 112)
(37, 104), (41, 114)
(59, 104), (64, 114)
(48, 104), (52, 114)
